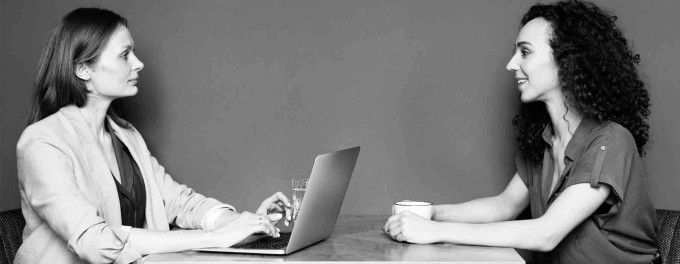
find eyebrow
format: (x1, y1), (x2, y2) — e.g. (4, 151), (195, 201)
(120, 44), (133, 53)
(516, 41), (533, 48)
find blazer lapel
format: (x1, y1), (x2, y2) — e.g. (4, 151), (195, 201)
(108, 118), (170, 230)
(58, 105), (122, 226)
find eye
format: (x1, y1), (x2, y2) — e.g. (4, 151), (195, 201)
(521, 48), (530, 57)
(122, 51), (129, 60)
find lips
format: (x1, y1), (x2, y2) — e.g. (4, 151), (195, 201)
(516, 77), (528, 86)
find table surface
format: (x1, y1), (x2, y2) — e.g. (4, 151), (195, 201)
(143, 215), (525, 263)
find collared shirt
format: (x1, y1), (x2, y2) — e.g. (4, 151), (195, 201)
(516, 118), (658, 264)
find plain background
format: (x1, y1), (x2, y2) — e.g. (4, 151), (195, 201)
(1, 0), (679, 215)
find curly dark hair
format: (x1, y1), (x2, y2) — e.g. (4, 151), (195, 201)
(512, 0), (650, 164)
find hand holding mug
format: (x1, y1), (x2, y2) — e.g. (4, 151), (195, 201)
(384, 200), (440, 244)
(391, 200), (434, 219)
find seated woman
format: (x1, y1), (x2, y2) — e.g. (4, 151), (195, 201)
(16, 7), (292, 264)
(383, 1), (659, 263)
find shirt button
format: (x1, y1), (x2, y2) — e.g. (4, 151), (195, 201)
(600, 146), (606, 151)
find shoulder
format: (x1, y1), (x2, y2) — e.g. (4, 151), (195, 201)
(18, 113), (68, 146)
(16, 112), (74, 158)
(569, 120), (638, 174)
(589, 121), (637, 153)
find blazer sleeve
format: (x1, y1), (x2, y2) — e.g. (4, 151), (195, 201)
(147, 155), (233, 229)
(17, 136), (142, 264)
(127, 128), (235, 230)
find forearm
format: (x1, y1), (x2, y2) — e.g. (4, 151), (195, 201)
(129, 209), (244, 255)
(434, 174), (529, 223)
(434, 195), (515, 223)
(128, 228), (217, 255)
(436, 219), (553, 251)
(433, 183), (610, 251)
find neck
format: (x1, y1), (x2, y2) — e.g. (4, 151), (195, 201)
(79, 96), (113, 142)
(544, 98), (582, 146)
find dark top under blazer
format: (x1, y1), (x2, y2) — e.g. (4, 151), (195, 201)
(107, 122), (147, 228)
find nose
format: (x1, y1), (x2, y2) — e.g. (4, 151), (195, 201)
(506, 52), (519, 72)
(132, 52), (144, 71)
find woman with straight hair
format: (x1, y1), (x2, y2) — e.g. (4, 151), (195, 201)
(383, 1), (659, 263)
(16, 7), (292, 264)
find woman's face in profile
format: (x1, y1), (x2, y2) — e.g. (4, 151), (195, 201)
(83, 26), (144, 100)
(506, 18), (560, 103)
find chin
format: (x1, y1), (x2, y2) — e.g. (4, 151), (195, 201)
(519, 93), (531, 103)
(126, 87), (139, 97)
(519, 94), (538, 103)
(116, 91), (138, 99)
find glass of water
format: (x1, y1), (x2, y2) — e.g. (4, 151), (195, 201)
(291, 178), (309, 221)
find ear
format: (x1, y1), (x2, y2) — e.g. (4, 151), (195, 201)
(75, 63), (91, 81)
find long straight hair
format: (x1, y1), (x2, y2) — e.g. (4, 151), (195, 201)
(27, 7), (130, 128)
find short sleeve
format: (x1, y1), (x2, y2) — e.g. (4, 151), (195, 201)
(564, 125), (637, 206)
(515, 151), (531, 188)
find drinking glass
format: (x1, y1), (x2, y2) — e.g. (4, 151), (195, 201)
(291, 178), (309, 221)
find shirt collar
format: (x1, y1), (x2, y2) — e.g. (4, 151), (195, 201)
(541, 118), (597, 161)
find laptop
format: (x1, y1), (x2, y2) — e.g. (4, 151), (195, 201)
(194, 146), (360, 255)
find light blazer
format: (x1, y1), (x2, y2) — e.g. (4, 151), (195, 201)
(15, 105), (229, 264)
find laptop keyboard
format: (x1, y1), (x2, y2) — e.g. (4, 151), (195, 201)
(233, 232), (292, 249)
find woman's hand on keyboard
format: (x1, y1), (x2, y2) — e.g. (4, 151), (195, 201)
(208, 211), (280, 248)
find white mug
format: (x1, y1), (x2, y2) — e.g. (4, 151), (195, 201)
(391, 200), (434, 220)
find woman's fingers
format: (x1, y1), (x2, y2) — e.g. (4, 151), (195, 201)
(242, 212), (280, 237)
(383, 214), (412, 243)
(256, 192), (293, 226)
(386, 219), (403, 234)
(252, 214), (280, 238)
(257, 203), (282, 215)
(395, 232), (407, 243)
(389, 226), (403, 240)
(271, 191), (292, 208)
(383, 213), (402, 232)
(210, 211), (283, 248)
(384, 223), (404, 241)
(271, 203), (292, 225)
(260, 192), (292, 208)
(255, 202), (269, 215)
(270, 192), (293, 224)
(267, 213), (283, 222)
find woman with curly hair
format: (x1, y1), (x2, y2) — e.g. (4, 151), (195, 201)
(384, 1), (658, 263)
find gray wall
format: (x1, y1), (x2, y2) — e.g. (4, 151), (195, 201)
(2, 0), (679, 215)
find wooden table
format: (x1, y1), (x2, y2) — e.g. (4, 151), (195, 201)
(144, 215), (525, 263)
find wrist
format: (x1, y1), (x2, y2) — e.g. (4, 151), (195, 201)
(437, 221), (464, 244)
(431, 221), (445, 243)
(203, 229), (223, 248)
(432, 205), (442, 221)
